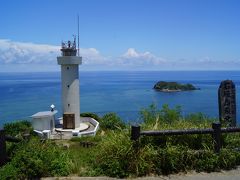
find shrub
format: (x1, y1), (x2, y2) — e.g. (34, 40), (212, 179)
(160, 104), (182, 123)
(0, 163), (19, 180)
(70, 135), (102, 143)
(222, 133), (240, 149)
(94, 130), (157, 177)
(154, 146), (240, 175)
(94, 130), (156, 177)
(80, 112), (101, 121)
(169, 134), (213, 150)
(155, 146), (218, 174)
(138, 104), (240, 175)
(218, 148), (237, 170)
(155, 145), (188, 174)
(131, 145), (157, 176)
(94, 131), (131, 177)
(185, 112), (212, 123)
(100, 113), (125, 130)
(0, 138), (71, 179)
(94, 132), (240, 177)
(140, 103), (160, 125)
(68, 143), (99, 176)
(140, 104), (214, 150)
(140, 104), (182, 125)
(3, 120), (33, 137)
(194, 150), (218, 172)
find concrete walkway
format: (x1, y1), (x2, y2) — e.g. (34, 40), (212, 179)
(43, 167), (240, 180)
(137, 169), (240, 180)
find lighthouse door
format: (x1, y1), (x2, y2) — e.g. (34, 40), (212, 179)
(63, 113), (75, 129)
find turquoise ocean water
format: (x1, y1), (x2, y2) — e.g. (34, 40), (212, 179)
(0, 71), (240, 127)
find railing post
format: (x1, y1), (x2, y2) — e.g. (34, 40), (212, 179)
(0, 130), (7, 167)
(212, 122), (221, 153)
(131, 125), (140, 141)
(131, 125), (140, 151)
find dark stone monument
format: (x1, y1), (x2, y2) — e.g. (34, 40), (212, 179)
(0, 130), (7, 167)
(218, 80), (236, 127)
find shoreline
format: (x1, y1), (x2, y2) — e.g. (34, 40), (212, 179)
(155, 88), (182, 92)
(154, 88), (198, 92)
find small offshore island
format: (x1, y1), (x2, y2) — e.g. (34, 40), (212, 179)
(154, 81), (199, 92)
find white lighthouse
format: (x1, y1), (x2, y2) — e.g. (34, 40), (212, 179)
(57, 37), (82, 128)
(30, 34), (99, 139)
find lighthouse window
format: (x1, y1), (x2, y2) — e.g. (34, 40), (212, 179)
(68, 104), (70, 107)
(67, 85), (70, 88)
(67, 67), (69, 70)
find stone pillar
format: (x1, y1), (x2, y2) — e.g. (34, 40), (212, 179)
(0, 130), (6, 167)
(218, 80), (236, 127)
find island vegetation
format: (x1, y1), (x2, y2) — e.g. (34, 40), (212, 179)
(154, 81), (199, 92)
(1, 104), (240, 179)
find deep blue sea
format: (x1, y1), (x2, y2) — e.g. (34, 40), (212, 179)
(1, 71), (240, 128)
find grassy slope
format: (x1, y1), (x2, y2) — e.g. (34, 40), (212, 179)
(2, 106), (240, 178)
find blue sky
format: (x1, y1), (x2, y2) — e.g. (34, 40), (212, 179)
(1, 0), (240, 71)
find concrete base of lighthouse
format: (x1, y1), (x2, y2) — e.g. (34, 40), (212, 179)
(49, 117), (99, 139)
(57, 117), (89, 131)
(56, 124), (89, 132)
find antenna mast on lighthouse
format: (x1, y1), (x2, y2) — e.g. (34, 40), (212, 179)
(77, 14), (80, 56)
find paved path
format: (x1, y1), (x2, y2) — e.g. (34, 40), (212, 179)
(43, 167), (240, 180)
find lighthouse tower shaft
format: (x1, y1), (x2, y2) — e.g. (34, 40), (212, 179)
(57, 40), (82, 128)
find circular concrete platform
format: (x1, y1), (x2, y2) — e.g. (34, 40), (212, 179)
(55, 122), (89, 132)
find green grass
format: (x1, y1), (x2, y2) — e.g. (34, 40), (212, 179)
(69, 142), (99, 176)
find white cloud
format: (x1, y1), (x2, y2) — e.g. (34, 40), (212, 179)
(80, 48), (108, 65)
(0, 39), (59, 64)
(0, 40), (168, 71)
(0, 39), (106, 66)
(122, 48), (139, 58)
(120, 48), (166, 66)
(1, 39), (240, 71)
